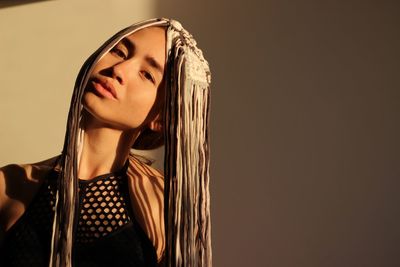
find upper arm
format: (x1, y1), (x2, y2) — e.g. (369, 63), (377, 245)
(0, 156), (58, 235)
(0, 169), (6, 244)
(0, 168), (7, 211)
(0, 165), (28, 235)
(127, 156), (165, 262)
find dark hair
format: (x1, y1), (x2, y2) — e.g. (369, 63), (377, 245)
(132, 127), (164, 150)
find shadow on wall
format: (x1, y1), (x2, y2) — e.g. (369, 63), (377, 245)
(0, 0), (52, 9)
(155, 1), (400, 267)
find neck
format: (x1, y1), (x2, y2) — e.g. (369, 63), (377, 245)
(78, 114), (139, 180)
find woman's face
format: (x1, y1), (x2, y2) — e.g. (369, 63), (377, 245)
(83, 26), (166, 131)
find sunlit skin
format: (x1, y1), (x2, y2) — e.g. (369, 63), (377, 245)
(80, 26), (166, 180)
(80, 26), (167, 261)
(0, 26), (167, 262)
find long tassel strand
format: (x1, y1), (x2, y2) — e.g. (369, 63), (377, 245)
(165, 20), (212, 267)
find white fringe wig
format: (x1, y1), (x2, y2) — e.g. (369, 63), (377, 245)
(49, 18), (212, 267)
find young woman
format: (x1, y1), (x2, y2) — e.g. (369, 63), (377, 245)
(0, 18), (211, 267)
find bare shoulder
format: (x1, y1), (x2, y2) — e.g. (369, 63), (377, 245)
(126, 154), (165, 262)
(0, 155), (59, 201)
(0, 155), (60, 234)
(0, 155), (59, 184)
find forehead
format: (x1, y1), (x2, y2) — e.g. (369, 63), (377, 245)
(126, 26), (166, 43)
(124, 27), (167, 66)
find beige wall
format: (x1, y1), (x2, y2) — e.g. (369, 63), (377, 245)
(1, 1), (400, 266)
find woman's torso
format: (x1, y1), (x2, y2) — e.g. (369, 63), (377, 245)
(0, 155), (164, 266)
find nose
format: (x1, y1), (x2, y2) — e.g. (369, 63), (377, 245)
(110, 57), (139, 86)
(112, 63), (125, 85)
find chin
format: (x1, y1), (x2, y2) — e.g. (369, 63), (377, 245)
(82, 91), (95, 109)
(81, 109), (139, 132)
(82, 92), (107, 119)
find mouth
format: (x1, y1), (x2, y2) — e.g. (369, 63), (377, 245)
(90, 78), (117, 100)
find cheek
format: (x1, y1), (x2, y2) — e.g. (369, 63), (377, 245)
(125, 83), (158, 112)
(118, 87), (158, 126)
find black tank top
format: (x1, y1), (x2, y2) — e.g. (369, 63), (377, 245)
(0, 166), (157, 267)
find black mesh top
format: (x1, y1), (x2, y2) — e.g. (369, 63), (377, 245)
(0, 166), (157, 267)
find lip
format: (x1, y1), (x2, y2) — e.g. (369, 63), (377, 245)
(91, 78), (117, 100)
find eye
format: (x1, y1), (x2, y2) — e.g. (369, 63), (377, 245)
(110, 46), (128, 60)
(142, 71), (155, 84)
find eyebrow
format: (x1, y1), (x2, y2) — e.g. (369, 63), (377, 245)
(120, 38), (135, 52)
(121, 37), (164, 75)
(145, 56), (164, 75)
